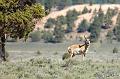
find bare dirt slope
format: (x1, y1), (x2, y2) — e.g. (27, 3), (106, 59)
(35, 4), (120, 30)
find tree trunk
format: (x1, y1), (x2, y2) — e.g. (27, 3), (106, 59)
(0, 34), (6, 61)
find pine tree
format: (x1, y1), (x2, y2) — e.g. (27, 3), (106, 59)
(53, 26), (65, 43)
(113, 13), (120, 42)
(77, 19), (88, 32)
(88, 16), (101, 42)
(44, 18), (56, 28)
(66, 9), (79, 33)
(82, 6), (89, 14)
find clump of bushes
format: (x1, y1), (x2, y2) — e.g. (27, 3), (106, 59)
(82, 6), (89, 14)
(42, 31), (54, 43)
(29, 30), (43, 42)
(36, 50), (42, 55)
(44, 18), (56, 28)
(62, 53), (71, 60)
(77, 19), (89, 33)
(113, 47), (119, 53)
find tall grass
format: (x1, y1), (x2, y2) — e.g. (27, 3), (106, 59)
(0, 57), (120, 79)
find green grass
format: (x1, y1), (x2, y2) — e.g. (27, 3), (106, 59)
(0, 57), (120, 79)
(1, 41), (120, 79)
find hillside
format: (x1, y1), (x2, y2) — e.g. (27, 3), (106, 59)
(35, 4), (120, 30)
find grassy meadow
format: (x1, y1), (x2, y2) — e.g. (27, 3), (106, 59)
(0, 40), (120, 79)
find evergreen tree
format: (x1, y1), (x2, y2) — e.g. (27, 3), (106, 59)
(44, 18), (56, 28)
(82, 6), (89, 14)
(0, 0), (45, 61)
(104, 7), (113, 25)
(53, 26), (65, 43)
(66, 9), (79, 33)
(77, 19), (88, 32)
(88, 16), (101, 42)
(97, 6), (104, 24)
(56, 15), (66, 25)
(113, 13), (120, 42)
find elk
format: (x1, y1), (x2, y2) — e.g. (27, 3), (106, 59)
(67, 36), (90, 60)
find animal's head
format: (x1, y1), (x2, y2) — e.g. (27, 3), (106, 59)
(84, 35), (90, 46)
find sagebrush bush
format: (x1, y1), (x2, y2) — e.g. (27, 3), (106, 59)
(62, 53), (71, 60)
(36, 50), (42, 55)
(29, 30), (43, 42)
(113, 47), (118, 53)
(1, 57), (120, 79)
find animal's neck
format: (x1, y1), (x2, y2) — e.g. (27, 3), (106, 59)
(84, 44), (89, 52)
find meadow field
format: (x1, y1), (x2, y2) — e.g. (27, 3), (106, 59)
(0, 41), (120, 79)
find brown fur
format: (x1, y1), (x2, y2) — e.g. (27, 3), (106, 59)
(67, 38), (90, 60)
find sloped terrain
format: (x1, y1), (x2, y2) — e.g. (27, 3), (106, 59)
(35, 4), (120, 30)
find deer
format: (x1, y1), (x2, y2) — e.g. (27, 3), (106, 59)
(67, 36), (90, 60)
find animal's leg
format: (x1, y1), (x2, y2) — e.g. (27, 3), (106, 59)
(72, 53), (75, 57)
(82, 54), (85, 61)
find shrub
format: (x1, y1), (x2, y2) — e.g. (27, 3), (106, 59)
(113, 25), (120, 42)
(113, 47), (118, 53)
(53, 52), (58, 55)
(44, 18), (56, 28)
(42, 31), (54, 43)
(36, 50), (42, 55)
(29, 30), (43, 42)
(66, 9), (80, 33)
(62, 53), (71, 60)
(56, 15), (66, 25)
(82, 6), (89, 14)
(77, 19), (89, 33)
(53, 26), (65, 43)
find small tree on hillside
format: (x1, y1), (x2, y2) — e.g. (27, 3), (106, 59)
(0, 0), (45, 61)
(53, 26), (65, 43)
(56, 15), (66, 25)
(88, 16), (101, 42)
(77, 19), (89, 32)
(66, 9), (79, 33)
(82, 6), (89, 14)
(113, 13), (120, 42)
(44, 18), (56, 28)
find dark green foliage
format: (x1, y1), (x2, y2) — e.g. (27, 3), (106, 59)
(93, 8), (97, 14)
(36, 50), (42, 55)
(57, 0), (72, 10)
(89, 7), (106, 42)
(0, 0), (45, 39)
(89, 16), (101, 42)
(113, 25), (120, 42)
(104, 7), (116, 25)
(29, 30), (43, 42)
(42, 31), (54, 43)
(77, 19), (89, 32)
(0, 0), (45, 61)
(56, 15), (66, 25)
(72, 0), (82, 5)
(116, 13), (120, 24)
(43, 26), (65, 43)
(53, 26), (65, 43)
(113, 13), (120, 42)
(62, 53), (71, 60)
(44, 18), (56, 28)
(82, 6), (89, 14)
(106, 30), (114, 40)
(66, 9), (79, 33)
(89, 0), (93, 6)
(113, 47), (118, 53)
(98, 6), (104, 24)
(44, 0), (53, 12)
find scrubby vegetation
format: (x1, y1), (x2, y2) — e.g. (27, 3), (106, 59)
(1, 57), (120, 79)
(77, 19), (89, 32)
